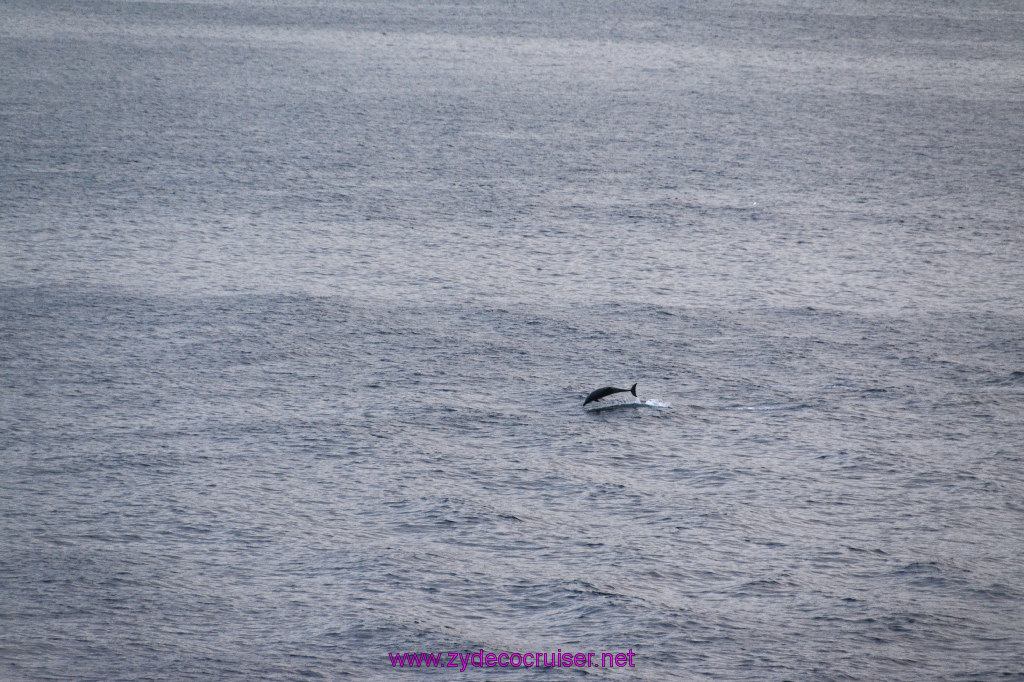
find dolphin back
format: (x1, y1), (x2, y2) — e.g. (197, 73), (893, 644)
(583, 383), (637, 405)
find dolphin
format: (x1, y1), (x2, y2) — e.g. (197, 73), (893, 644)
(583, 383), (637, 406)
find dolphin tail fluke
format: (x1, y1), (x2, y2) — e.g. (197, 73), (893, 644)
(630, 383), (637, 396)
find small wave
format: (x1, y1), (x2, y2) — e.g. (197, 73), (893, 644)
(585, 399), (671, 412)
(722, 402), (809, 412)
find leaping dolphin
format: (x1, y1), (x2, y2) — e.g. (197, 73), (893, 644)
(583, 383), (637, 406)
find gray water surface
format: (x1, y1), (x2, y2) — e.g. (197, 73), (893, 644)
(2, 1), (1023, 679)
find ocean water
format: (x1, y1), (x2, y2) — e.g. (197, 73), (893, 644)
(2, 1), (1023, 679)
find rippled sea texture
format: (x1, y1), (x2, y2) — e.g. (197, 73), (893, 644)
(2, 1), (1023, 680)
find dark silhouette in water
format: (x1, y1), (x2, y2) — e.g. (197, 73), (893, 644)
(583, 383), (637, 405)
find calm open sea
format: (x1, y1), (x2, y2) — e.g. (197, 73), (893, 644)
(2, 1), (1023, 679)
